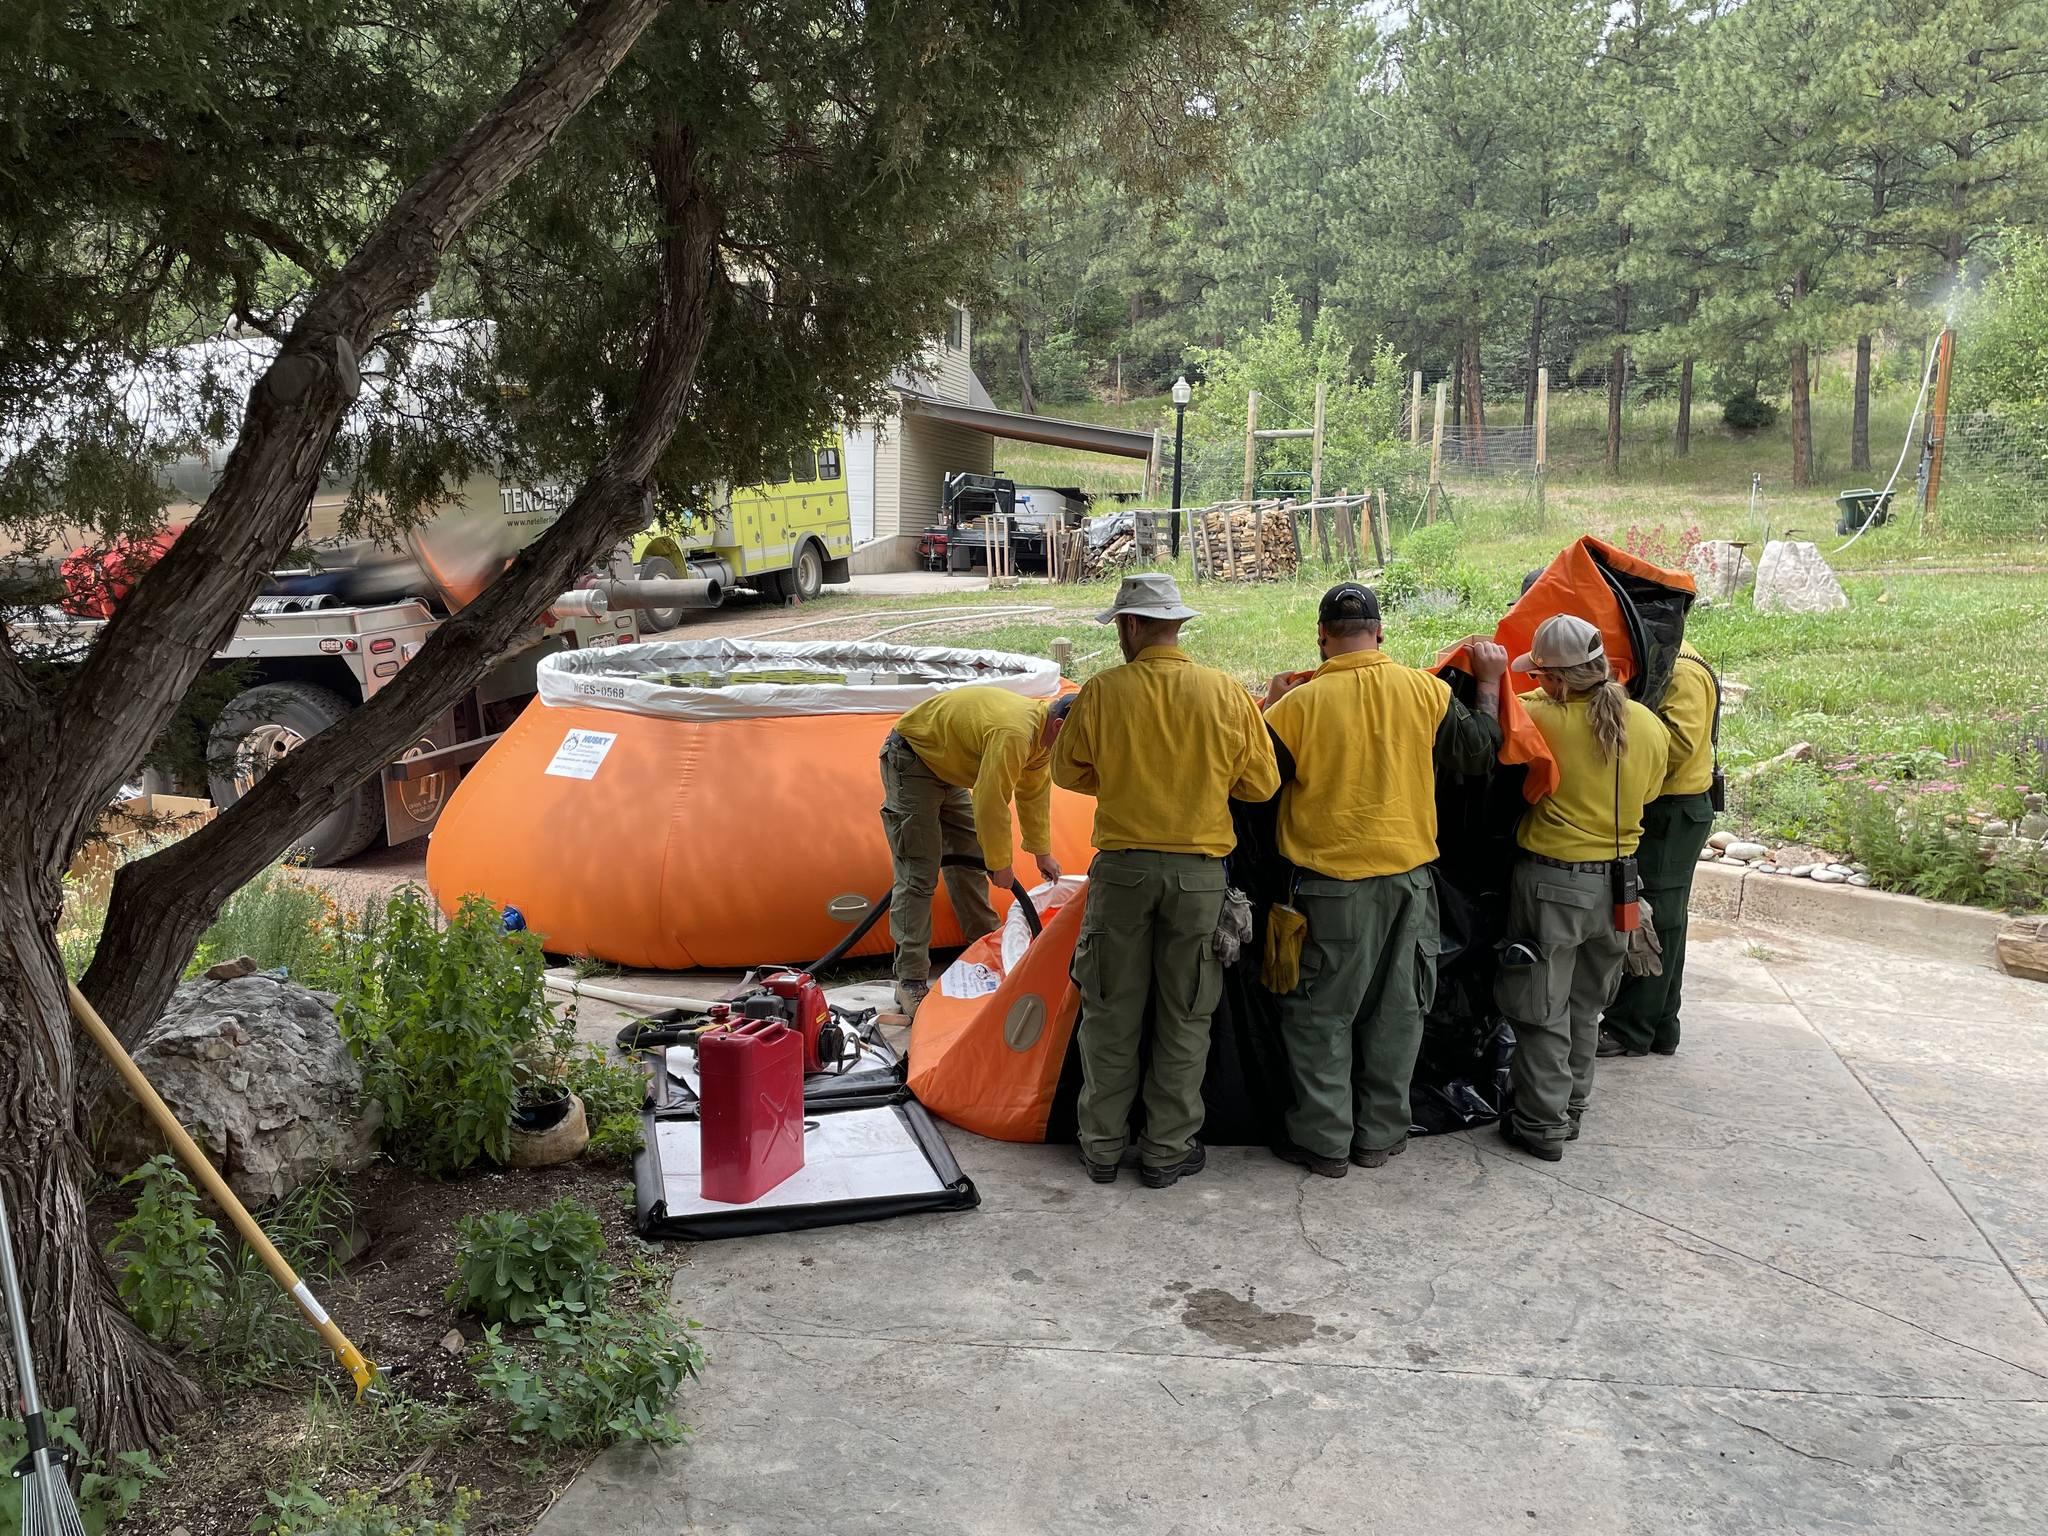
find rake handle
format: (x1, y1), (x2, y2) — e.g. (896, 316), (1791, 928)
(66, 981), (375, 1395)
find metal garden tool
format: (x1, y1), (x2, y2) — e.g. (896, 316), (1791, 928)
(0, 1185), (86, 1536)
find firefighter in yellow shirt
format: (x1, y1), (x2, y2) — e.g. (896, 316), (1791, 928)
(1260, 584), (1508, 1179)
(1053, 574), (1279, 1189)
(881, 686), (1071, 1017)
(1495, 615), (1669, 1162)
(1600, 641), (1721, 1059)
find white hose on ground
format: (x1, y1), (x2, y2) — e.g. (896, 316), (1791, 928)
(739, 604), (1058, 641)
(1834, 336), (1942, 556)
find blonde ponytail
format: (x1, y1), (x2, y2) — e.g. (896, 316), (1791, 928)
(1555, 658), (1630, 762)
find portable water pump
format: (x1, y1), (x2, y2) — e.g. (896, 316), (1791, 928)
(733, 970), (842, 1074)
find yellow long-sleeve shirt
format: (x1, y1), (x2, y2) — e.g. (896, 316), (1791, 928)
(1516, 692), (1670, 861)
(1657, 643), (1719, 798)
(1052, 645), (1279, 857)
(894, 687), (1054, 872)
(1263, 649), (1454, 879)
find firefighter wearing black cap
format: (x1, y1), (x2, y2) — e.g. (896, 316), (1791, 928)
(1259, 584), (1508, 1178)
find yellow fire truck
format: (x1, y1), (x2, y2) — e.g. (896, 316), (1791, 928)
(633, 438), (853, 627)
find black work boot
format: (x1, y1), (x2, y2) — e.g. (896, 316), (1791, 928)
(1273, 1142), (1348, 1179)
(1078, 1145), (1119, 1185)
(1499, 1116), (1564, 1163)
(1141, 1142), (1207, 1189)
(1597, 1029), (1648, 1058)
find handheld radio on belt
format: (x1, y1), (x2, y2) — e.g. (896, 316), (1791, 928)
(1611, 753), (1641, 933)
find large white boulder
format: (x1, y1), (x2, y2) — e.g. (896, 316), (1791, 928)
(1753, 540), (1849, 614)
(1685, 539), (1757, 603)
(96, 974), (379, 1205)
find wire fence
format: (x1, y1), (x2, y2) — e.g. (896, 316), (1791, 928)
(1938, 412), (2048, 538)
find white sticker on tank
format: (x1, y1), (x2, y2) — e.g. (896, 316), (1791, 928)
(545, 728), (618, 780)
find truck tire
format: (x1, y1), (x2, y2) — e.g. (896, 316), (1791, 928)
(207, 682), (384, 867)
(792, 539), (826, 601)
(637, 554), (684, 631)
(752, 568), (789, 601)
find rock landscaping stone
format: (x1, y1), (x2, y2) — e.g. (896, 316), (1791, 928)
(1782, 864), (1818, 878)
(1984, 819), (2012, 838)
(1825, 864), (1855, 875)
(1708, 830), (1735, 852)
(1724, 841), (1770, 862)
(95, 974), (377, 1206)
(1998, 916), (2048, 983)
(1848, 874), (1872, 887)
(1697, 845), (1720, 861)
(1754, 540), (1850, 614)
(1811, 868), (1849, 884)
(2019, 812), (2048, 841)
(1685, 539), (1759, 602)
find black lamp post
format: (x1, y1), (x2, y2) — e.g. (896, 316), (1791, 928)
(1170, 374), (1191, 557)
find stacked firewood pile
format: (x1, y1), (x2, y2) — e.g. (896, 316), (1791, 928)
(1051, 527), (1139, 583)
(1192, 502), (1299, 581)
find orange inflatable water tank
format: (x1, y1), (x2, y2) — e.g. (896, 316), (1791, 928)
(425, 639), (1096, 970)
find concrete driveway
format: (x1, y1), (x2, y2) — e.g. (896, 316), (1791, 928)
(537, 922), (2048, 1536)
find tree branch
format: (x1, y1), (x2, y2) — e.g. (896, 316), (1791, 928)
(82, 124), (723, 1045)
(45, 0), (672, 877)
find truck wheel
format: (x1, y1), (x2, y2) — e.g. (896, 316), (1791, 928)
(752, 569), (789, 601)
(637, 554), (684, 631)
(792, 540), (826, 601)
(207, 682), (384, 867)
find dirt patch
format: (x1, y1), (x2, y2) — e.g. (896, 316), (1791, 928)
(103, 1161), (682, 1536)
(1177, 1287), (1317, 1353)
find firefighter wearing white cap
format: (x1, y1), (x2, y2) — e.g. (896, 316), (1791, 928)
(1494, 614), (1669, 1161)
(1053, 574), (1279, 1189)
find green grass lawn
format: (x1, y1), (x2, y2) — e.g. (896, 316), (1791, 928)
(808, 489), (2048, 905)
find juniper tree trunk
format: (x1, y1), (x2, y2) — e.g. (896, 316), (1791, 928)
(0, 0), (669, 1454)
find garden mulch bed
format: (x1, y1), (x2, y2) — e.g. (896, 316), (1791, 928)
(98, 1160), (685, 1536)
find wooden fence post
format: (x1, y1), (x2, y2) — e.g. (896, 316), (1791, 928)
(1410, 371), (1424, 446)
(1425, 382), (1447, 524)
(1242, 391), (1260, 501)
(1310, 379), (1327, 508)
(1534, 365), (1549, 529)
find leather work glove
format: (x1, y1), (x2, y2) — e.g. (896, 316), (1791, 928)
(1623, 896), (1663, 977)
(1212, 887), (1255, 965)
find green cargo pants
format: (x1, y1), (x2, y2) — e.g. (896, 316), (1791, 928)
(878, 734), (1000, 988)
(1495, 860), (1627, 1146)
(1602, 791), (1716, 1053)
(1277, 867), (1439, 1160)
(1071, 848), (1226, 1168)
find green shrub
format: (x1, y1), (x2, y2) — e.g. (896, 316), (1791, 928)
(1, 1408), (161, 1536)
(1738, 760), (1839, 845)
(586, 1113), (643, 1167)
(254, 1476), (477, 1536)
(1721, 384), (1779, 431)
(105, 1155), (222, 1347)
(188, 868), (340, 984)
(448, 1198), (615, 1325)
(1833, 787), (2047, 912)
(334, 890), (567, 1176)
(566, 1046), (646, 1124)
(59, 874), (108, 982)
(472, 1300), (705, 1449)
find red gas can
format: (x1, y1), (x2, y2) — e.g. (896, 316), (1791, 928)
(697, 1018), (805, 1204)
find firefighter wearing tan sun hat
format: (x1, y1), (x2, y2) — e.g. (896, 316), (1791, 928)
(1494, 614), (1669, 1162)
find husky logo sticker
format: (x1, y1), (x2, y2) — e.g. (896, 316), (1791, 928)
(545, 728), (619, 781)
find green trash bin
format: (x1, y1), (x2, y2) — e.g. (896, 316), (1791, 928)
(1836, 487), (1891, 534)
